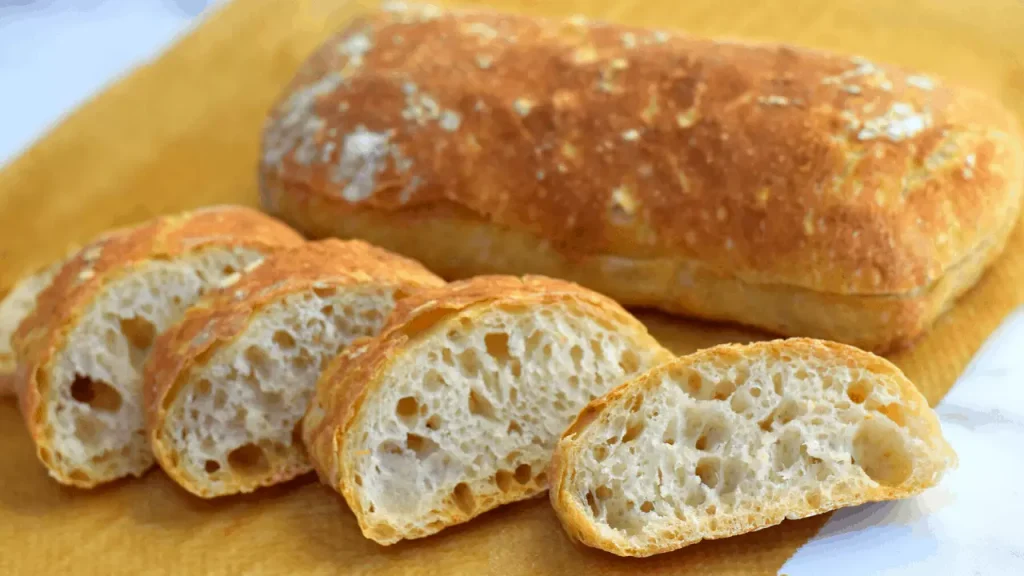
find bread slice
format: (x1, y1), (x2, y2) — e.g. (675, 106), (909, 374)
(145, 239), (444, 497)
(12, 206), (303, 487)
(302, 275), (674, 544)
(0, 259), (66, 396)
(549, 338), (957, 557)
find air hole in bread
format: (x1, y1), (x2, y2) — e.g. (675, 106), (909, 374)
(204, 460), (221, 474)
(586, 492), (600, 516)
(772, 372), (784, 395)
(514, 464), (532, 484)
(354, 474), (363, 486)
(70, 374), (122, 412)
(406, 433), (438, 458)
(589, 339), (604, 361)
(628, 394), (644, 413)
(534, 471), (547, 486)
(569, 345), (584, 369)
(423, 414), (441, 431)
(221, 264), (237, 276)
(452, 482), (475, 514)
(213, 388), (228, 411)
(713, 379), (737, 400)
(853, 418), (912, 486)
(696, 457), (720, 489)
(695, 434), (708, 451)
(459, 349), (481, 376)
(68, 469), (90, 483)
(495, 469), (514, 492)
(622, 419), (645, 443)
(227, 443), (269, 475)
(640, 501), (655, 513)
(730, 391), (752, 415)
(396, 396), (420, 424)
(750, 386), (762, 398)
(878, 403), (906, 427)
(485, 332), (510, 362)
(507, 420), (522, 435)
(775, 428), (804, 469)
(290, 348), (313, 371)
(685, 372), (703, 395)
(705, 504), (717, 515)
(847, 379), (872, 404)
(721, 458), (746, 494)
(312, 286), (335, 298)
(805, 491), (822, 508)
(777, 398), (805, 424)
(272, 330), (296, 349)
(195, 378), (213, 398)
(593, 444), (609, 461)
(468, 389), (497, 420)
(244, 345), (271, 375)
(595, 485), (613, 500)
(119, 316), (156, 352)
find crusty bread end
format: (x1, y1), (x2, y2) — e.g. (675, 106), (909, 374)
(549, 338), (956, 557)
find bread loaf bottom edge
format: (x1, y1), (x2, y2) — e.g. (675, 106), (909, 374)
(265, 188), (1018, 354)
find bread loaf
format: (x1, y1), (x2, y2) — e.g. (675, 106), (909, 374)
(145, 239), (444, 497)
(13, 206), (303, 487)
(549, 339), (956, 557)
(302, 275), (673, 544)
(260, 3), (1024, 352)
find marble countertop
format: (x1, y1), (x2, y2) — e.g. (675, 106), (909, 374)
(0, 2), (1021, 573)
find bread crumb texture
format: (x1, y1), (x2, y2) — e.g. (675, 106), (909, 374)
(303, 275), (672, 544)
(550, 338), (956, 557)
(147, 239), (444, 497)
(14, 206), (303, 487)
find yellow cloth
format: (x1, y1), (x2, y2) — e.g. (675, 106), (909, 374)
(0, 0), (1021, 573)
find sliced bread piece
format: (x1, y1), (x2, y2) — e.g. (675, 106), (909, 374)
(145, 239), (444, 497)
(303, 275), (674, 545)
(549, 338), (957, 557)
(13, 206), (303, 487)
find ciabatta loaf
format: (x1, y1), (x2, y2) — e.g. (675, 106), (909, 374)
(13, 206), (303, 487)
(549, 339), (956, 557)
(261, 4), (1024, 352)
(146, 239), (444, 497)
(303, 275), (673, 544)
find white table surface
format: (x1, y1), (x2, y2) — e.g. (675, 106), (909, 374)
(0, 2), (1022, 574)
(0, 0), (218, 167)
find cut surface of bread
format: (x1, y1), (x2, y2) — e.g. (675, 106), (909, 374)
(13, 206), (303, 487)
(549, 338), (957, 557)
(303, 275), (674, 545)
(145, 239), (444, 497)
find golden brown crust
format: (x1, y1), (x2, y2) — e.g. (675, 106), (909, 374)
(145, 238), (444, 497)
(260, 5), (1024, 350)
(12, 205), (304, 487)
(549, 338), (957, 557)
(303, 274), (672, 543)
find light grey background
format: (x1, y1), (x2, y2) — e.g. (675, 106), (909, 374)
(0, 0), (219, 166)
